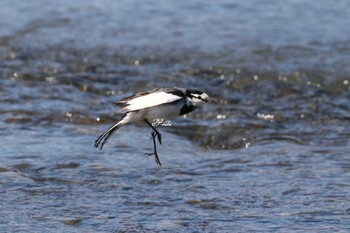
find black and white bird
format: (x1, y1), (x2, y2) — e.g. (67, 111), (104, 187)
(94, 87), (212, 166)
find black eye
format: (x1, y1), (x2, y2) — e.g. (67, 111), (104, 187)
(186, 89), (203, 98)
(190, 94), (202, 100)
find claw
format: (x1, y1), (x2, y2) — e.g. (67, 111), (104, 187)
(144, 152), (162, 166)
(155, 154), (162, 166)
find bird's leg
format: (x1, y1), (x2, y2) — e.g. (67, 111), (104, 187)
(149, 132), (156, 141)
(144, 119), (162, 144)
(145, 131), (162, 166)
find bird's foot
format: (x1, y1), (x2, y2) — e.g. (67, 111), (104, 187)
(144, 152), (162, 166)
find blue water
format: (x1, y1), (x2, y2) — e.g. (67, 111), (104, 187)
(1, 1), (350, 232)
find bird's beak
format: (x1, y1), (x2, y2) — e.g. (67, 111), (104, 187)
(207, 98), (216, 104)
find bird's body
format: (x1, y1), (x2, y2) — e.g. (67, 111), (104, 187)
(95, 87), (211, 165)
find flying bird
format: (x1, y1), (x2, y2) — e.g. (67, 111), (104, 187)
(95, 87), (212, 166)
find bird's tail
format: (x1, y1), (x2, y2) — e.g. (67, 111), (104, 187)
(94, 122), (122, 150)
(95, 112), (131, 150)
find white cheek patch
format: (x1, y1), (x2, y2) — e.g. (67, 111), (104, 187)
(200, 93), (209, 100)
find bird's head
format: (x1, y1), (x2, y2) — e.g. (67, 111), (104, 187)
(185, 89), (213, 106)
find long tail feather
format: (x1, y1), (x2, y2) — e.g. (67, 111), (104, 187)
(95, 113), (129, 150)
(94, 122), (121, 150)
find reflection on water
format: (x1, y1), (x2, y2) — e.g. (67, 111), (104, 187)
(1, 0), (350, 232)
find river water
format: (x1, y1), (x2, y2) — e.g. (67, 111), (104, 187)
(1, 0), (350, 232)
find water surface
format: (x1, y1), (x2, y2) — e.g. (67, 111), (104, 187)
(1, 0), (350, 232)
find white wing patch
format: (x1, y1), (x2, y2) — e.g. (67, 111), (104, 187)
(124, 92), (182, 111)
